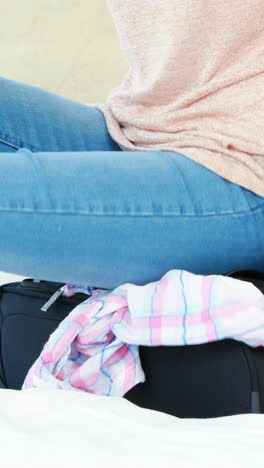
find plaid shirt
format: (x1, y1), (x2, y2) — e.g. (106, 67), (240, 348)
(23, 269), (264, 396)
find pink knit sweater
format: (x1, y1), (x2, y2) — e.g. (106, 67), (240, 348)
(89, 0), (264, 197)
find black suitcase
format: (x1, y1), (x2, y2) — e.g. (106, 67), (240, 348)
(0, 270), (264, 419)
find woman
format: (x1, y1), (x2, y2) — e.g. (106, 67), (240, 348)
(1, 0), (264, 289)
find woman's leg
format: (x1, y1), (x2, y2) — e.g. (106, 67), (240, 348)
(1, 143), (264, 288)
(0, 76), (120, 153)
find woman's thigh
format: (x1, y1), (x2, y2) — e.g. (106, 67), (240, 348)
(0, 147), (263, 288)
(0, 76), (121, 152)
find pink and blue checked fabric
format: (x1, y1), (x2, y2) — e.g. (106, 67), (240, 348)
(22, 269), (264, 396)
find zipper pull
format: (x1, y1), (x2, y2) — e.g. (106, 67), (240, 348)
(41, 285), (66, 312)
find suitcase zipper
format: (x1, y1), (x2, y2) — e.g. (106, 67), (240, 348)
(40, 285), (66, 312)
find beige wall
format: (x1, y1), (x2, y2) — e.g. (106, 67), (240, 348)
(0, 0), (128, 284)
(0, 0), (128, 103)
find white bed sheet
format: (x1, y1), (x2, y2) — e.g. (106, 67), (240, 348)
(0, 388), (263, 468)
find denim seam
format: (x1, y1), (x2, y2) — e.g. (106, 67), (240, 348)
(1, 142), (263, 216)
(0, 204), (263, 217)
(0, 137), (20, 150)
(0, 135), (38, 152)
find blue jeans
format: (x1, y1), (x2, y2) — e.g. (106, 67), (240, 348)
(0, 76), (264, 289)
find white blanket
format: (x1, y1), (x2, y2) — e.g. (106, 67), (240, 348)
(0, 389), (263, 468)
